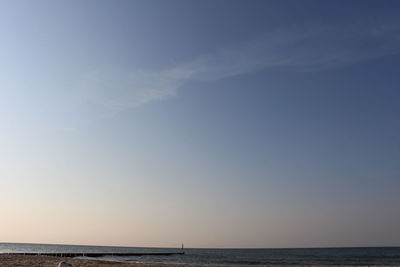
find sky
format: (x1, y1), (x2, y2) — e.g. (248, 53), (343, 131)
(0, 0), (400, 248)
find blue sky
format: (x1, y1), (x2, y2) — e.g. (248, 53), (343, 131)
(0, 0), (400, 248)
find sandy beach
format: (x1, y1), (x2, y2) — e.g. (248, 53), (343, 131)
(0, 255), (399, 267)
(0, 254), (137, 267)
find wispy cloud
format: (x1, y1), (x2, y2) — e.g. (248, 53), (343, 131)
(78, 22), (400, 110)
(79, 68), (187, 110)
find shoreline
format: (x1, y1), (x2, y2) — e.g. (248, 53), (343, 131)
(1, 255), (400, 267)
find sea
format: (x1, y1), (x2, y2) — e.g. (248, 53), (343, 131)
(1, 243), (400, 265)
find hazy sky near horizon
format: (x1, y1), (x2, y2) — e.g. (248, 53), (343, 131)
(1, 0), (400, 248)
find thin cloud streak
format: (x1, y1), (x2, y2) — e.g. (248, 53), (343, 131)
(79, 23), (400, 110)
(79, 68), (186, 110)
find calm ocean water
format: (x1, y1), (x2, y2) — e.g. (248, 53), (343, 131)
(1, 243), (400, 265)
